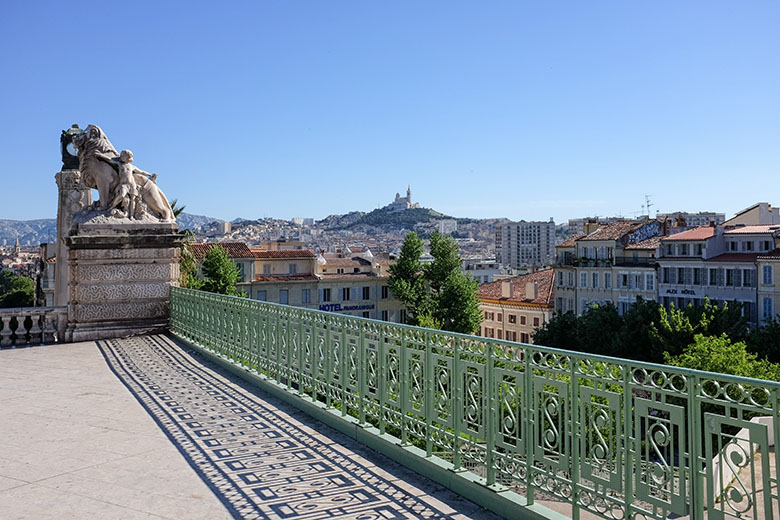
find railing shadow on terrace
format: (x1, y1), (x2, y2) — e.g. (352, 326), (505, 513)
(170, 286), (779, 520)
(0, 306), (67, 347)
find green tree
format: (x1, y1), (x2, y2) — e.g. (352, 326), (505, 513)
(747, 317), (780, 364)
(0, 270), (35, 308)
(200, 245), (243, 296)
(388, 232), (430, 324)
(178, 232), (202, 289)
(388, 232), (482, 334)
(532, 310), (582, 351)
(665, 333), (780, 382)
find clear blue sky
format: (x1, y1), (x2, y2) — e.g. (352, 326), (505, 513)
(2, 1), (778, 223)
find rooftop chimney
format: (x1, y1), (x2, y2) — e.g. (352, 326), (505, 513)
(525, 282), (538, 301)
(501, 280), (512, 298)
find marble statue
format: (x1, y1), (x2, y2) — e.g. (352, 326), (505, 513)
(71, 125), (174, 221)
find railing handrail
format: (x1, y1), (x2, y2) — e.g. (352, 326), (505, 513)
(173, 287), (780, 390)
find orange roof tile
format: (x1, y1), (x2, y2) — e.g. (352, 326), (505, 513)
(724, 225), (780, 235)
(661, 226), (715, 241)
(579, 221), (641, 241)
(625, 236), (662, 250)
(253, 249), (315, 259)
(253, 274), (319, 282)
(477, 269), (554, 305)
(190, 242), (255, 259)
(557, 234), (585, 247)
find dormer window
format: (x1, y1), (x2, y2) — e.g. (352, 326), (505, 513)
(680, 244), (689, 256)
(729, 242), (738, 252)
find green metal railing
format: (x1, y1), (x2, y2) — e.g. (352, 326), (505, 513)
(170, 287), (779, 520)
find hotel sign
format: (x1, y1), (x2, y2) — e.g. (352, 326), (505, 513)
(319, 303), (375, 312)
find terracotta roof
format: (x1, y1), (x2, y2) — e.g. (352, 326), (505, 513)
(557, 234), (585, 248)
(320, 255), (372, 267)
(625, 236), (662, 250)
(706, 253), (759, 263)
(661, 226), (715, 241)
(252, 274), (319, 282)
(477, 269), (554, 306)
(190, 242), (255, 259)
(724, 225), (780, 235)
(320, 273), (386, 279)
(252, 249), (315, 259)
(579, 221), (641, 241)
(758, 248), (780, 259)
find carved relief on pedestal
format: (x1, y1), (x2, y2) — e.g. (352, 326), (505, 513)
(74, 282), (171, 302)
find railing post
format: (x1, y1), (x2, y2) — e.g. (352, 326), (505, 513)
(358, 321), (366, 425)
(298, 311), (305, 396)
(524, 346), (535, 506)
(570, 355), (580, 520)
(325, 315), (332, 409)
(452, 337), (462, 470)
(622, 364), (634, 517)
(688, 373), (703, 519)
(340, 318), (347, 417)
(485, 340), (496, 486)
(400, 328), (409, 445)
(424, 330), (434, 458)
(378, 324), (386, 436)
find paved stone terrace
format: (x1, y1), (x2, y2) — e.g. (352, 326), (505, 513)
(0, 335), (501, 520)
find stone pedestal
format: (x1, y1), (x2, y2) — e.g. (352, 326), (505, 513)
(64, 221), (182, 342)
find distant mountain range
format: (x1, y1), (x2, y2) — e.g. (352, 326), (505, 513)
(0, 212), (220, 246)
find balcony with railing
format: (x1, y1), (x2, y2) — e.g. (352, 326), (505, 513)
(169, 286), (780, 520)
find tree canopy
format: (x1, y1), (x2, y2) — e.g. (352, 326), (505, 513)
(199, 245), (243, 296)
(388, 232), (482, 334)
(0, 270), (35, 308)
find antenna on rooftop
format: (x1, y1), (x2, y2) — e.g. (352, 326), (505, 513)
(645, 194), (653, 216)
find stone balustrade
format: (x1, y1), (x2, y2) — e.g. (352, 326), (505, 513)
(0, 306), (67, 347)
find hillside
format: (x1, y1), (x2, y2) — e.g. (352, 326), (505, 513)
(320, 207), (451, 233)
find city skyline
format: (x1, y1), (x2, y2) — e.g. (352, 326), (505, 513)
(2, 2), (778, 223)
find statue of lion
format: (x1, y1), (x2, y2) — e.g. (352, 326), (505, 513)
(72, 124), (119, 210)
(72, 124), (174, 221)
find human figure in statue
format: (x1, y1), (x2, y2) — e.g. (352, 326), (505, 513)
(94, 149), (156, 219)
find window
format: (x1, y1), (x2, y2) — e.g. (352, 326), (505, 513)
(381, 285), (389, 299)
(381, 310), (389, 321)
(742, 241), (754, 251)
(663, 268), (671, 284)
(362, 311), (370, 318)
(680, 244), (689, 256)
(288, 263), (297, 274)
(337, 268), (344, 274)
(280, 290), (288, 305)
(497, 313), (503, 322)
(557, 271), (564, 286)
(695, 244), (703, 256)
(677, 268), (685, 285)
(604, 273), (612, 289)
(763, 297), (773, 320)
(362, 286), (370, 300)
(726, 269), (735, 286)
(520, 332), (529, 343)
(580, 272), (587, 288)
(764, 265), (773, 285)
(256, 290), (267, 301)
(709, 268), (718, 286)
(568, 272), (574, 287)
(621, 273), (629, 288)
(533, 317), (540, 327)
(484, 311), (489, 319)
(634, 273), (643, 290)
(353, 267), (360, 273)
(520, 316), (527, 325)
(263, 264), (271, 275)
(497, 330), (503, 340)
(729, 241), (738, 251)
(237, 263), (246, 281)
(322, 288), (331, 302)
(508, 314), (517, 324)
(506, 331), (517, 342)
(743, 270), (754, 287)
(666, 244), (674, 256)
(301, 289), (311, 304)
(341, 287), (351, 301)
(646, 273), (654, 291)
(761, 240), (771, 252)
(592, 272), (599, 289)
(693, 268), (702, 285)
(399, 309), (407, 324)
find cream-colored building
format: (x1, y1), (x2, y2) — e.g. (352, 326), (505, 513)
(554, 220), (661, 315)
(758, 248), (780, 322)
(477, 269), (554, 344)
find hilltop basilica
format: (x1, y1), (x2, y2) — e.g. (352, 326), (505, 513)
(386, 185), (420, 213)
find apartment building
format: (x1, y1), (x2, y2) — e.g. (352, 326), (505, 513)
(657, 225), (780, 324)
(657, 211), (725, 227)
(495, 219), (556, 269)
(477, 269), (554, 343)
(553, 220), (661, 315)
